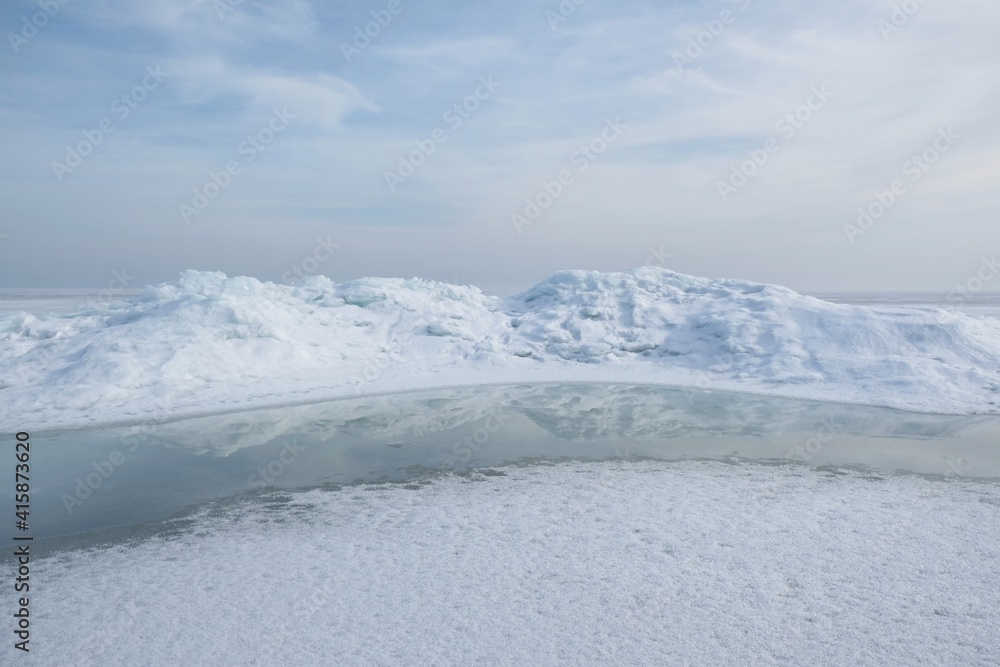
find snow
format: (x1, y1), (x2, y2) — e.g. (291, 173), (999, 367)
(18, 459), (1000, 666)
(2, 267), (1000, 430)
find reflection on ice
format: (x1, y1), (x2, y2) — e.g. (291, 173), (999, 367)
(18, 384), (1000, 544)
(112, 383), (986, 456)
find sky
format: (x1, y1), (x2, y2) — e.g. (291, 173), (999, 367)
(0, 0), (998, 292)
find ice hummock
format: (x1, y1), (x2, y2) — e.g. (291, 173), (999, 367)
(2, 267), (1000, 429)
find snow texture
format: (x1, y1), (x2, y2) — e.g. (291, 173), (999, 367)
(3, 267), (1000, 429)
(17, 459), (1000, 666)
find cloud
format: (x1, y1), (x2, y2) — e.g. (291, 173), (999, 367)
(1, 0), (998, 291)
(167, 57), (378, 132)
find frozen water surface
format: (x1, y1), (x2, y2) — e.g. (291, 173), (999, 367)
(13, 383), (1000, 543)
(3, 384), (999, 666)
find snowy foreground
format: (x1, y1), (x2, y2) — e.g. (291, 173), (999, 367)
(3, 267), (1000, 429)
(24, 459), (1000, 666)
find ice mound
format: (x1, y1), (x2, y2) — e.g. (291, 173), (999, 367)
(2, 267), (1000, 429)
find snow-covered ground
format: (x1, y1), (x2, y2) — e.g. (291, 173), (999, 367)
(7, 272), (1000, 666)
(3, 267), (1000, 430)
(20, 459), (1000, 667)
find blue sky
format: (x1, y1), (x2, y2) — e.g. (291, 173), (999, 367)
(1, 0), (998, 291)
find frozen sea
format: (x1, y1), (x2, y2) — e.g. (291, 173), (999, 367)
(2, 287), (1000, 666)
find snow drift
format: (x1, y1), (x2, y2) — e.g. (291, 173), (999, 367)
(2, 267), (999, 429)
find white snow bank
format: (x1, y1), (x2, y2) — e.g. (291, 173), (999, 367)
(2, 267), (1000, 429)
(19, 460), (1000, 666)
